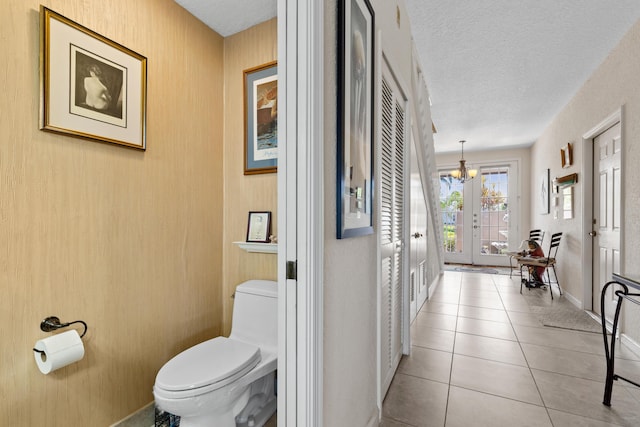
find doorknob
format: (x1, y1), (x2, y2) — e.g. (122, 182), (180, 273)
(413, 232), (423, 239)
(589, 231), (597, 237)
(473, 225), (479, 229)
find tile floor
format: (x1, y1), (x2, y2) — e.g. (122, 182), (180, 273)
(380, 271), (640, 427)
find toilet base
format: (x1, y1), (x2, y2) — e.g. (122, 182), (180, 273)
(235, 372), (277, 427)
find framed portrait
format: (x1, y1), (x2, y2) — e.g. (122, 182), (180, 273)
(246, 211), (272, 243)
(337, 0), (375, 239)
(539, 169), (550, 215)
(244, 62), (278, 175)
(561, 143), (573, 168)
(39, 6), (147, 150)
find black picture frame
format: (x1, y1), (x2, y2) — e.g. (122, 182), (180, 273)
(337, 0), (375, 239)
(246, 211), (272, 243)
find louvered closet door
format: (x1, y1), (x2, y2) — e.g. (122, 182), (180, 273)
(379, 62), (407, 398)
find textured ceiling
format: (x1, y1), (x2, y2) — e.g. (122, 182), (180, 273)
(177, 1), (640, 153)
(174, 0), (276, 37)
(405, 0), (640, 153)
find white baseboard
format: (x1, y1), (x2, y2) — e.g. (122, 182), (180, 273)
(366, 409), (380, 427)
(562, 290), (582, 309)
(428, 272), (443, 298)
(622, 333), (640, 358)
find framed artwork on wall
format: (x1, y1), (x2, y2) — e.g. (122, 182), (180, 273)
(244, 61), (278, 175)
(336, 0), (375, 239)
(39, 6), (147, 150)
(246, 211), (272, 243)
(539, 169), (550, 215)
(561, 142), (573, 168)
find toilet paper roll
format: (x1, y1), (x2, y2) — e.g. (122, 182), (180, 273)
(33, 329), (85, 374)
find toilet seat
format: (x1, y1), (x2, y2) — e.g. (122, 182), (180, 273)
(154, 337), (261, 399)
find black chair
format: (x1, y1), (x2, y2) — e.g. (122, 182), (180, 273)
(528, 229), (544, 245)
(508, 229), (545, 278)
(518, 232), (562, 299)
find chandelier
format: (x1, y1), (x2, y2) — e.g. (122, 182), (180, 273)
(450, 140), (477, 183)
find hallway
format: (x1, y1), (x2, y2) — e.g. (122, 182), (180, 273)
(380, 271), (640, 426)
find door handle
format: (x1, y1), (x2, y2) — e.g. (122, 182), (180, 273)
(473, 225), (479, 229)
(589, 231), (597, 237)
(413, 232), (423, 239)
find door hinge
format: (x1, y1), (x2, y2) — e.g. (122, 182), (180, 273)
(286, 260), (297, 280)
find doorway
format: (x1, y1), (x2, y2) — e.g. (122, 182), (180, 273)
(439, 161), (518, 266)
(590, 121), (622, 322)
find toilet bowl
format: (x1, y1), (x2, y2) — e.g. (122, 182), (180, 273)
(153, 280), (278, 427)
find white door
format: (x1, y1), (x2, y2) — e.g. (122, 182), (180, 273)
(378, 61), (407, 399)
(592, 122), (622, 321)
(410, 133), (428, 322)
(440, 162), (517, 266)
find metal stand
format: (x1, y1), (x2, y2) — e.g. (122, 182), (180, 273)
(601, 278), (640, 406)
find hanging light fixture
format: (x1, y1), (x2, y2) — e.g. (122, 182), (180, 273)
(450, 140), (477, 183)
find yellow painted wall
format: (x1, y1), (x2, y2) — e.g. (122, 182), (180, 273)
(222, 20), (278, 335)
(0, 0), (225, 424)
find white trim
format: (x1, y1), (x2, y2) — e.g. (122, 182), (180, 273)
(278, 0), (325, 425)
(581, 108), (623, 312)
(621, 333), (640, 358)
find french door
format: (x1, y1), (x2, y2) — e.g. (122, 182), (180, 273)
(439, 162), (518, 266)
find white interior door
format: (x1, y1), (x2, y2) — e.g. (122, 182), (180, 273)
(378, 60), (407, 400)
(410, 133), (428, 322)
(592, 121), (622, 321)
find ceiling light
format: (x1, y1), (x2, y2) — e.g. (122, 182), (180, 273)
(450, 140), (477, 183)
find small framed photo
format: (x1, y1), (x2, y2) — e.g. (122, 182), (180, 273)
(40, 6), (147, 149)
(246, 211), (272, 243)
(561, 143), (573, 168)
(244, 62), (278, 175)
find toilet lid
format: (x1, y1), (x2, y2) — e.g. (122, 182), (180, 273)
(155, 337), (260, 393)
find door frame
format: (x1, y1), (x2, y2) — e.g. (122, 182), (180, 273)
(277, 0), (324, 425)
(580, 107), (624, 312)
(438, 159), (520, 266)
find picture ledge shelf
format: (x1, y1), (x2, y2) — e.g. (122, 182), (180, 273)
(233, 242), (278, 254)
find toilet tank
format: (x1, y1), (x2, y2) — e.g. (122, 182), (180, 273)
(229, 280), (278, 352)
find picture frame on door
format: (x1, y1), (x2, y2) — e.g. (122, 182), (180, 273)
(336, 0), (375, 239)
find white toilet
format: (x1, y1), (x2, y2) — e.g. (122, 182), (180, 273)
(153, 280), (278, 427)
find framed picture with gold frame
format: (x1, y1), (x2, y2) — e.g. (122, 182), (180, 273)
(244, 62), (278, 175)
(39, 6), (147, 150)
(561, 143), (573, 168)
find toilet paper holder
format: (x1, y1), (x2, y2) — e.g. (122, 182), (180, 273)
(33, 316), (88, 355)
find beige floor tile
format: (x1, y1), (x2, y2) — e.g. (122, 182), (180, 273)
(415, 311), (457, 331)
(459, 297), (504, 310)
(456, 316), (517, 341)
(382, 373), (448, 427)
(379, 418), (414, 427)
(398, 346), (452, 384)
(450, 354), (542, 404)
(421, 301), (459, 316)
(457, 304), (510, 323)
(547, 409), (625, 426)
(428, 293), (460, 305)
(507, 310), (543, 327)
(445, 386), (551, 427)
(411, 325), (455, 353)
(532, 369), (640, 426)
(454, 333), (526, 366)
(512, 324), (604, 355)
(521, 342), (607, 382)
